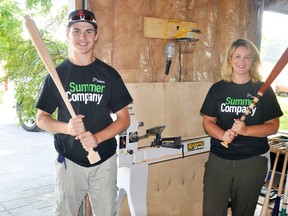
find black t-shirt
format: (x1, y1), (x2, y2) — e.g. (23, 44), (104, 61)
(36, 59), (133, 167)
(200, 80), (283, 160)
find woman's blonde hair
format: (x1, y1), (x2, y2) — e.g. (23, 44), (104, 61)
(221, 38), (262, 83)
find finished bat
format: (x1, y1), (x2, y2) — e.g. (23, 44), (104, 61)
(23, 15), (100, 164)
(221, 47), (288, 148)
(260, 150), (280, 216)
(272, 151), (288, 216)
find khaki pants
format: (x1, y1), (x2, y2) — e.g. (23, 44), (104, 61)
(54, 154), (117, 216)
(203, 153), (267, 216)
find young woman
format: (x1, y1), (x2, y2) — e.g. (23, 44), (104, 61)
(200, 38), (283, 216)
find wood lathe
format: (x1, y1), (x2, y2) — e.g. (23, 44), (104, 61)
(115, 110), (210, 216)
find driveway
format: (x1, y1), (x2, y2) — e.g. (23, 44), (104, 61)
(0, 98), (56, 216)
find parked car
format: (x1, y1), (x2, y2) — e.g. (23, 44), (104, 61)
(276, 82), (288, 97)
(16, 102), (42, 132)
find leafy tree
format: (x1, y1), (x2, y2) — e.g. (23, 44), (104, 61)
(0, 0), (68, 129)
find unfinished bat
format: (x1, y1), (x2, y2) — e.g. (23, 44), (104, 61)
(23, 15), (100, 164)
(260, 150), (280, 216)
(270, 142), (287, 151)
(280, 160), (288, 216)
(221, 47), (288, 148)
(272, 151), (288, 216)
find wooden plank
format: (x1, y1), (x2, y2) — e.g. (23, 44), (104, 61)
(119, 152), (209, 216)
(144, 17), (198, 39)
(147, 153), (208, 216)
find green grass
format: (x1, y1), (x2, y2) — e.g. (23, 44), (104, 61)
(277, 96), (288, 131)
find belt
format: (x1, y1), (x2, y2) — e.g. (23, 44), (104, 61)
(57, 154), (67, 170)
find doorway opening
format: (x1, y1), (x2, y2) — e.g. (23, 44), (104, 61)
(260, 11), (288, 131)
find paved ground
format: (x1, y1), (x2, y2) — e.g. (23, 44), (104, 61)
(0, 94), (56, 216)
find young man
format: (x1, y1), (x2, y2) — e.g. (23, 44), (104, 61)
(36, 9), (133, 216)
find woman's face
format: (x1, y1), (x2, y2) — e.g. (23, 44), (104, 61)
(230, 46), (253, 76)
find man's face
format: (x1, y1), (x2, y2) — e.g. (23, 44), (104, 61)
(66, 22), (98, 55)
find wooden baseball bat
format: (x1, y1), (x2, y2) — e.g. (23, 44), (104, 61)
(280, 161), (288, 216)
(260, 150), (280, 216)
(23, 15), (100, 164)
(272, 151), (288, 216)
(221, 47), (288, 148)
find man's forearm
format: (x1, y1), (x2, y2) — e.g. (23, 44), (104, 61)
(36, 115), (68, 134)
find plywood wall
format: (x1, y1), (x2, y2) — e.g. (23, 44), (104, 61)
(119, 153), (209, 216)
(126, 82), (212, 143)
(147, 153), (209, 216)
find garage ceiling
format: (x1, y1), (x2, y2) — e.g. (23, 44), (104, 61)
(265, 0), (288, 14)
